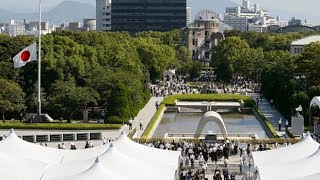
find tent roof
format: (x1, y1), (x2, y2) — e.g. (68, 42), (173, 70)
(0, 130), (180, 180)
(252, 133), (319, 167)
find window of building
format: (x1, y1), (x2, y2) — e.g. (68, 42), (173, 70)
(192, 31), (195, 35)
(205, 51), (210, 58)
(205, 41), (210, 47)
(192, 39), (196, 46)
(205, 31), (209, 36)
(192, 50), (195, 57)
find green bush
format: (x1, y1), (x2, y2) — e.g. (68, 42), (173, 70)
(162, 94), (252, 106)
(253, 106), (280, 138)
(141, 104), (165, 138)
(106, 116), (125, 124)
(0, 122), (121, 130)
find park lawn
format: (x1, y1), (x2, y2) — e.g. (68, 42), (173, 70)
(0, 122), (121, 130)
(162, 94), (253, 106)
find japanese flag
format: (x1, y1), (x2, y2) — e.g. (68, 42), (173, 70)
(12, 42), (37, 68)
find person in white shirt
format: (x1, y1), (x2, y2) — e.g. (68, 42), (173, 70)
(128, 119), (133, 130)
(102, 137), (106, 145)
(285, 119), (289, 130)
(278, 118), (282, 131)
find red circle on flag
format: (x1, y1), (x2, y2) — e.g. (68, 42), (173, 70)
(20, 51), (31, 62)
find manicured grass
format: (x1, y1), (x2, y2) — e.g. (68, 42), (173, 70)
(253, 106), (280, 138)
(128, 128), (137, 138)
(162, 94), (253, 107)
(0, 122), (121, 130)
(141, 104), (165, 139)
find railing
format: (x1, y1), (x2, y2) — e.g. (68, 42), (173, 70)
(164, 133), (257, 139)
(1, 132), (102, 143)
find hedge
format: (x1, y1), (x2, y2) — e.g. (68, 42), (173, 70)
(286, 129), (295, 138)
(0, 122), (121, 130)
(162, 94), (253, 106)
(141, 104), (165, 139)
(128, 128), (137, 138)
(253, 106), (280, 138)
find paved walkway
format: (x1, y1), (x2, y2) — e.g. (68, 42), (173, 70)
(122, 96), (163, 138)
(247, 93), (287, 137)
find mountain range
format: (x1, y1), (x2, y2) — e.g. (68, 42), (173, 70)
(0, 0), (319, 25)
(0, 1), (95, 25)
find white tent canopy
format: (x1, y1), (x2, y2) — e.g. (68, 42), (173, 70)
(0, 129), (180, 180)
(252, 133), (319, 167)
(252, 133), (320, 180)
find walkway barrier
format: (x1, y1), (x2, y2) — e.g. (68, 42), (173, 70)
(90, 133), (101, 140)
(22, 135), (35, 142)
(36, 135), (48, 142)
(50, 134), (62, 142)
(77, 133), (89, 141)
(63, 134), (75, 141)
(0, 132), (102, 143)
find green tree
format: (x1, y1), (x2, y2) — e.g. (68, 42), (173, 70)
(0, 78), (25, 121)
(48, 80), (99, 121)
(212, 36), (250, 82)
(107, 83), (130, 119)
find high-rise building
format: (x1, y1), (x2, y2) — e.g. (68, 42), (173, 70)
(69, 22), (81, 31)
(96, 0), (112, 31)
(224, 0), (276, 32)
(186, 7), (192, 26)
(8, 20), (26, 37)
(111, 0), (186, 33)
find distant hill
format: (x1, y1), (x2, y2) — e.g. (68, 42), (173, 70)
(0, 1), (95, 25)
(188, 0), (238, 18)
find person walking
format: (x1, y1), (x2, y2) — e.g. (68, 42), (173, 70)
(285, 119), (289, 130)
(278, 118), (282, 131)
(128, 119), (133, 130)
(139, 119), (143, 130)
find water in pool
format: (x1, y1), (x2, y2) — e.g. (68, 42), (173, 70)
(153, 112), (267, 138)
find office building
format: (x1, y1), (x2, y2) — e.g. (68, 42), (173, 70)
(111, 0), (186, 33)
(290, 35), (320, 54)
(224, 0), (277, 32)
(69, 22), (81, 31)
(96, 0), (112, 31)
(8, 20), (26, 37)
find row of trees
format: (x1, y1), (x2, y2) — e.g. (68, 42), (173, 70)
(212, 30), (320, 122)
(0, 30), (198, 122)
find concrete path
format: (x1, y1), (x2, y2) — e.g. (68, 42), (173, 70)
(122, 96), (163, 138)
(247, 93), (287, 137)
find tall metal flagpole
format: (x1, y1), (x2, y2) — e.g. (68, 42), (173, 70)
(38, 0), (42, 116)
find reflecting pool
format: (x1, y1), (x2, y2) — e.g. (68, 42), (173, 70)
(153, 112), (267, 138)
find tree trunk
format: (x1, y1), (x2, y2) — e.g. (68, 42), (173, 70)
(2, 112), (5, 123)
(68, 111), (74, 123)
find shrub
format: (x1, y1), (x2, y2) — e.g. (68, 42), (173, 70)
(162, 94), (252, 106)
(106, 116), (125, 124)
(0, 122), (121, 130)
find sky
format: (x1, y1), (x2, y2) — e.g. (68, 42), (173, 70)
(1, 0), (320, 24)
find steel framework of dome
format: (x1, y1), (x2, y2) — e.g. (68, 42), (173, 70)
(196, 9), (219, 21)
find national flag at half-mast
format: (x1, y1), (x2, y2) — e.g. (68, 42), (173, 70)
(12, 42), (37, 68)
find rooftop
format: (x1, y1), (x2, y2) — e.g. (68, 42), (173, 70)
(291, 35), (320, 45)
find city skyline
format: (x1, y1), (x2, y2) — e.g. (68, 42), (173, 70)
(1, 0), (320, 24)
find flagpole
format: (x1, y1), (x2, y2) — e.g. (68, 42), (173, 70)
(38, 0), (42, 116)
